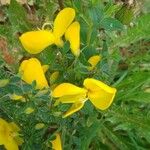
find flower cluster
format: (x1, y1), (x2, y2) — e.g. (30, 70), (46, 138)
(18, 8), (116, 116)
(2, 7), (117, 150)
(19, 8), (80, 57)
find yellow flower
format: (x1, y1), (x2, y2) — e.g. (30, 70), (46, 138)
(65, 21), (80, 57)
(52, 83), (87, 98)
(52, 78), (116, 117)
(83, 78), (117, 110)
(19, 30), (54, 54)
(51, 133), (62, 150)
(63, 101), (85, 118)
(53, 8), (80, 56)
(52, 83), (87, 117)
(88, 55), (101, 71)
(53, 7), (75, 41)
(19, 58), (48, 89)
(19, 7), (80, 57)
(0, 118), (23, 150)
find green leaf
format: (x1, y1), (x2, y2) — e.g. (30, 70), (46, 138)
(104, 2), (120, 17)
(112, 14), (150, 47)
(0, 79), (9, 87)
(115, 5), (134, 25)
(116, 71), (150, 102)
(8, 0), (31, 32)
(102, 125), (129, 150)
(100, 17), (124, 31)
(108, 107), (150, 143)
(80, 121), (101, 150)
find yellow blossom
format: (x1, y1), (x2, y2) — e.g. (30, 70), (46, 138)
(19, 58), (48, 89)
(19, 7), (80, 57)
(88, 55), (101, 71)
(63, 101), (85, 118)
(83, 78), (117, 110)
(53, 8), (80, 56)
(19, 30), (54, 54)
(52, 78), (116, 117)
(53, 7), (75, 42)
(0, 118), (23, 150)
(51, 133), (62, 150)
(52, 83), (87, 98)
(65, 21), (80, 57)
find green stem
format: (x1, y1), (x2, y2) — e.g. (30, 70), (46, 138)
(67, 57), (78, 69)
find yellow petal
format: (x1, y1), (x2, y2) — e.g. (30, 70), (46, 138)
(49, 71), (59, 84)
(19, 58), (48, 89)
(0, 119), (18, 150)
(63, 101), (84, 118)
(9, 122), (20, 132)
(83, 78), (117, 110)
(0, 141), (3, 145)
(19, 30), (54, 54)
(65, 21), (80, 57)
(42, 65), (49, 73)
(54, 38), (64, 47)
(0, 118), (9, 144)
(19, 59), (28, 71)
(51, 133), (62, 150)
(4, 139), (19, 150)
(52, 83), (87, 98)
(88, 55), (101, 71)
(53, 7), (75, 38)
(0, 118), (22, 149)
(58, 93), (86, 103)
(0, 140), (3, 145)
